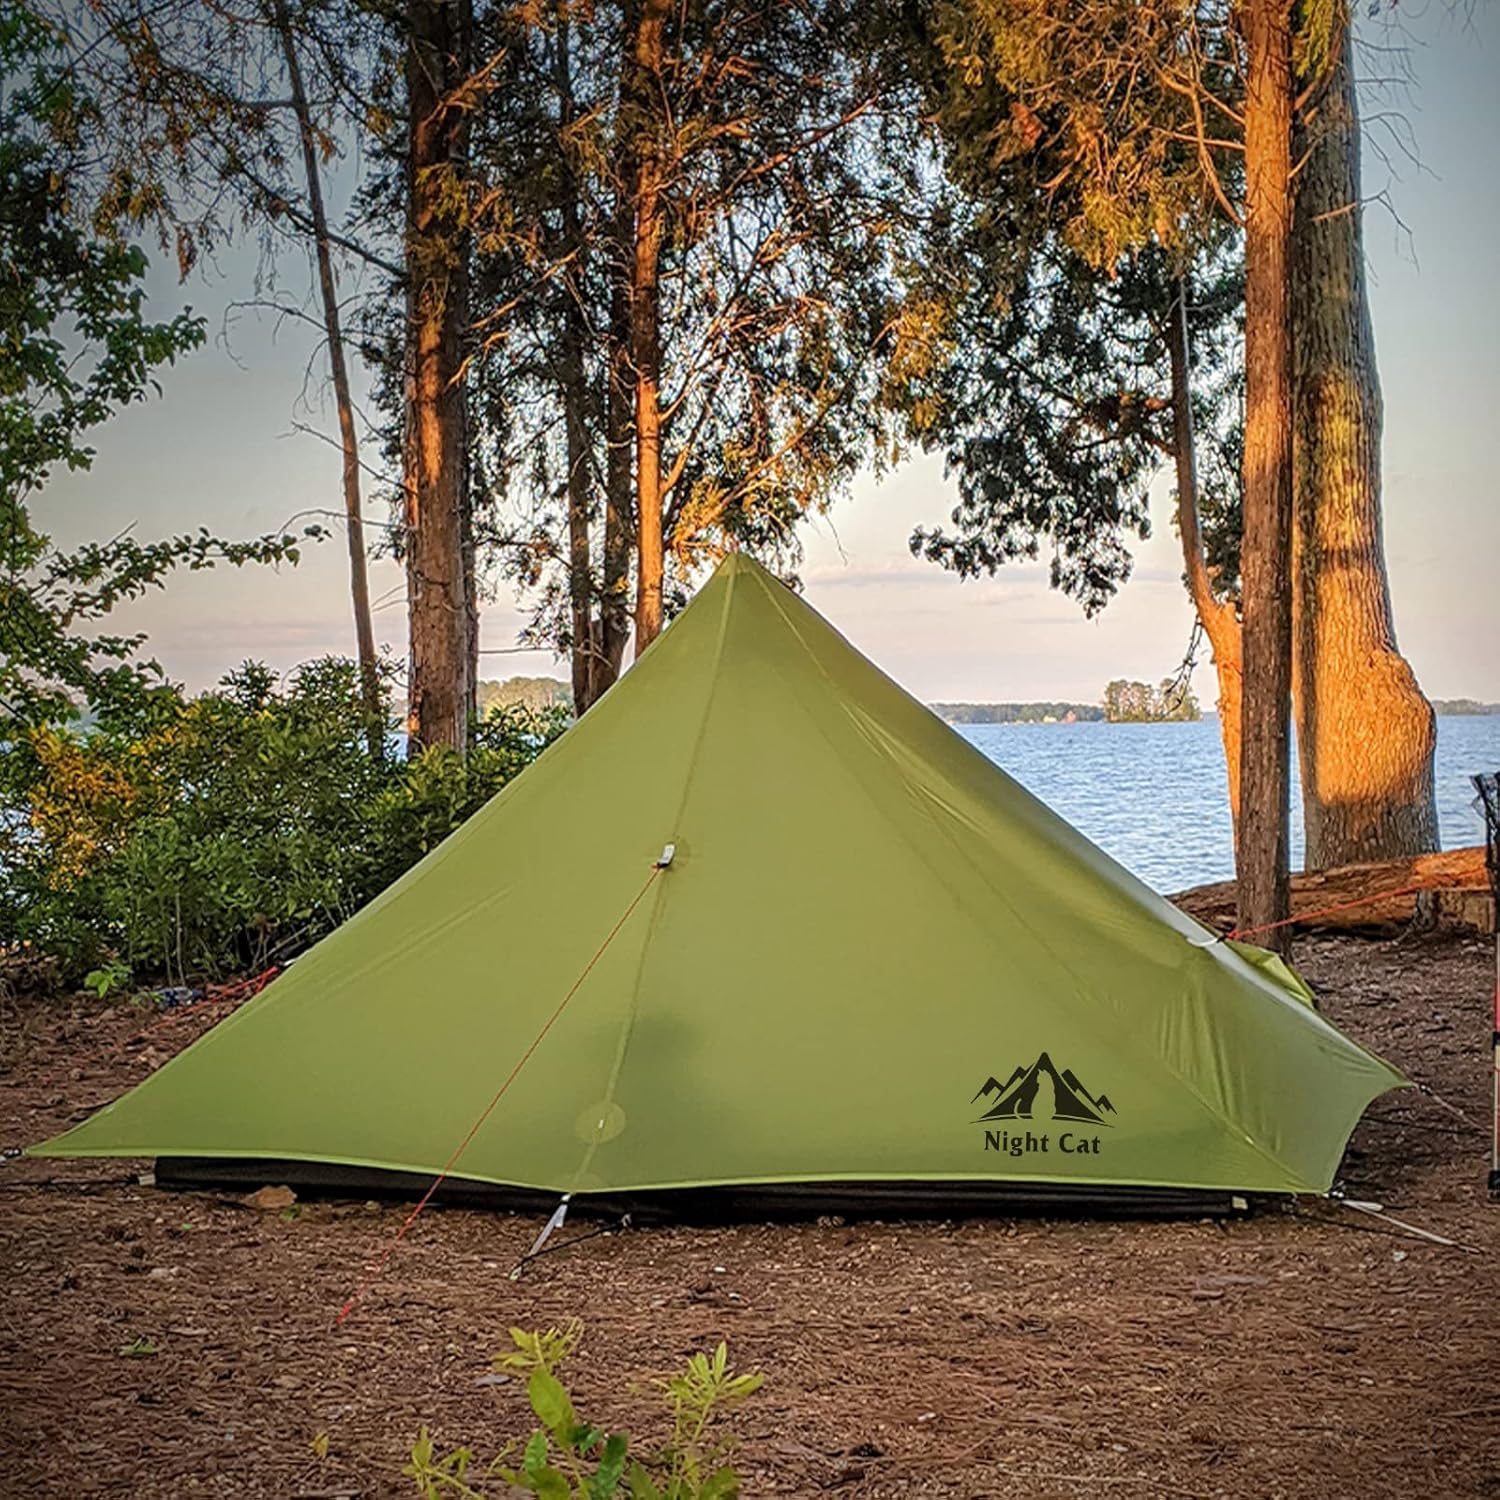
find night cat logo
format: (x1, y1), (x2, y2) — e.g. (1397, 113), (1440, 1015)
(972, 1052), (1116, 1157)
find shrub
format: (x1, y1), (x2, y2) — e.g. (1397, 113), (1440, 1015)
(0, 660), (568, 983)
(405, 1324), (763, 1499)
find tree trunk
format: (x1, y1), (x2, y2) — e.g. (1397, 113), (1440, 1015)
(600, 68), (636, 685)
(1237, 0), (1295, 952)
(1168, 275), (1244, 834)
(555, 18), (602, 715)
(601, 271), (633, 684)
(563, 367), (595, 712)
(270, 0), (383, 759)
(403, 0), (472, 753)
(460, 419), (478, 728)
(455, 17), (478, 734)
(1291, 36), (1438, 869)
(626, 0), (669, 657)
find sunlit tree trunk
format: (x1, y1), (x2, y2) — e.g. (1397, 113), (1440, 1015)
(403, 0), (472, 752)
(625, 0), (669, 657)
(1237, 0), (1295, 951)
(1291, 35), (1438, 869)
(601, 211), (634, 684)
(1168, 276), (1244, 836)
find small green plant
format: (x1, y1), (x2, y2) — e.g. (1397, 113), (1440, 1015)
(82, 959), (132, 999)
(118, 1337), (158, 1358)
(405, 1323), (762, 1500)
(643, 1342), (764, 1499)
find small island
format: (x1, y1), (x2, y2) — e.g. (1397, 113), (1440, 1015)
(933, 680), (1202, 725)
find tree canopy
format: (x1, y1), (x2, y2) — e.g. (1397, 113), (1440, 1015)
(0, 6), (310, 726)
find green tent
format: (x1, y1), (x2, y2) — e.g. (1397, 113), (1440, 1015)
(33, 553), (1403, 1208)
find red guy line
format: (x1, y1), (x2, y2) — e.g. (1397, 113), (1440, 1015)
(1225, 882), (1428, 942)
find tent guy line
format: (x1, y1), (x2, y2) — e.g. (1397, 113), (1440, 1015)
(1217, 883), (1430, 942)
(335, 857), (670, 1327)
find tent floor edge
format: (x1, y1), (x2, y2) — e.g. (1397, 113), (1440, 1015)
(154, 1157), (1261, 1221)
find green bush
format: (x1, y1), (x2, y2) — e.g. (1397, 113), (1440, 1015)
(405, 1323), (763, 1499)
(0, 659), (568, 983)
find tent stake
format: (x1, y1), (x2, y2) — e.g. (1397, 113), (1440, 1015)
(511, 1212), (630, 1279)
(511, 1194), (572, 1279)
(1337, 1196), (1477, 1253)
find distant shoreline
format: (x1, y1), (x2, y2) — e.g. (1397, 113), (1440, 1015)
(466, 676), (1498, 726)
(934, 703), (1499, 725)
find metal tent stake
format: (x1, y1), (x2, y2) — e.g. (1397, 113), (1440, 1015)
(511, 1193), (572, 1279)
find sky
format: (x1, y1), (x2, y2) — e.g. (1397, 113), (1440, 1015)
(41, 6), (1500, 709)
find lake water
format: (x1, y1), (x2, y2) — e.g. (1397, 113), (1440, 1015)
(957, 715), (1500, 892)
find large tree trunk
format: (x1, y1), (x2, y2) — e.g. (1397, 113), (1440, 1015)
(1291, 36), (1438, 869)
(625, 0), (669, 657)
(270, 0), (383, 759)
(1168, 275), (1244, 834)
(1236, 0), (1296, 951)
(403, 0), (472, 752)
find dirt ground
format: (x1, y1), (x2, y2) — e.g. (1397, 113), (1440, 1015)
(2, 932), (1497, 1499)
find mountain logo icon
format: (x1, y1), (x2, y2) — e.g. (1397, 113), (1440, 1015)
(971, 1052), (1117, 1126)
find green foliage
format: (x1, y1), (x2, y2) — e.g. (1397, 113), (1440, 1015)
(494, 1323), (585, 1379)
(82, 958), (132, 998)
(476, 677), (575, 717)
(406, 1326), (762, 1500)
(0, 3), (320, 728)
(886, 178), (1244, 614)
(0, 661), (566, 984)
(884, 0), (1359, 617)
(1103, 678), (1201, 724)
(363, 0), (924, 650)
(641, 1341), (765, 1500)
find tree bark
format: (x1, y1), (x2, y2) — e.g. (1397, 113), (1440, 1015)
(269, 0), (383, 759)
(1168, 275), (1244, 834)
(555, 18), (598, 713)
(403, 0), (472, 753)
(601, 232), (633, 683)
(1237, 0), (1295, 952)
(1291, 36), (1438, 869)
(1170, 844), (1489, 935)
(625, 0), (669, 657)
(460, 407), (478, 728)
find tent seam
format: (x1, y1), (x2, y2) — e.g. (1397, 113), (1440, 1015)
(567, 562), (741, 1189)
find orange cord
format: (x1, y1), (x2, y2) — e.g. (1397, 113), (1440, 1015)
(334, 862), (666, 1327)
(114, 966), (280, 1056)
(1224, 882), (1428, 941)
